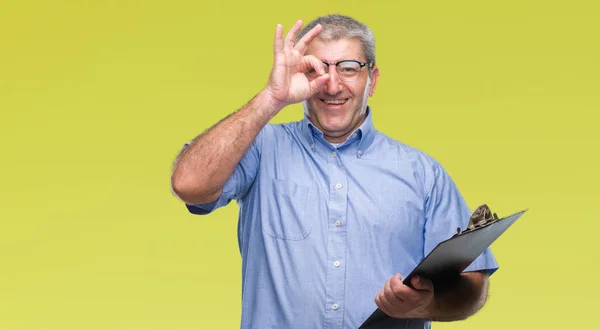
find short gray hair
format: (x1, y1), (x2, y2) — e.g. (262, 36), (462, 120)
(296, 14), (376, 67)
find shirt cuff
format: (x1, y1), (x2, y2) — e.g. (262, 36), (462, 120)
(185, 175), (237, 215)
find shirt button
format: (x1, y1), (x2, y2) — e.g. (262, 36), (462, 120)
(332, 304), (339, 310)
(357, 150), (363, 155)
(335, 183), (342, 189)
(333, 261), (340, 267)
(335, 220), (341, 227)
(331, 152), (337, 158)
(352, 133), (358, 139)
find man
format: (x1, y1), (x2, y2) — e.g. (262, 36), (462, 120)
(171, 14), (498, 329)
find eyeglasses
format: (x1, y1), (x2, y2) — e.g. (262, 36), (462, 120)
(305, 60), (373, 83)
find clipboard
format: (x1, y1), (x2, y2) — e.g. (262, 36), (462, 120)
(359, 205), (527, 328)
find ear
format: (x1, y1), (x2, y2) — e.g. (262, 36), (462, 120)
(368, 65), (380, 97)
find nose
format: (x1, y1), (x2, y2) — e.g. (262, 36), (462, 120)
(324, 65), (344, 95)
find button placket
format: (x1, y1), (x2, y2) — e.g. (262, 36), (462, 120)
(324, 146), (348, 328)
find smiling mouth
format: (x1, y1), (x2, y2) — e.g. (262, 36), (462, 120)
(320, 99), (348, 105)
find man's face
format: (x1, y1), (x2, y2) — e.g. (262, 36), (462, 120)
(303, 38), (379, 143)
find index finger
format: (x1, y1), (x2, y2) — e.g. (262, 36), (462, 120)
(389, 273), (410, 299)
(294, 23), (323, 54)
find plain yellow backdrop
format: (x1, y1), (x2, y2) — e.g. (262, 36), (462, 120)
(1, 0), (598, 328)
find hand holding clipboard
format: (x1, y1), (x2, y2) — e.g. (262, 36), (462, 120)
(359, 205), (528, 328)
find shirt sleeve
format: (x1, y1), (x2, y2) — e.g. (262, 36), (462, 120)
(183, 128), (264, 215)
(423, 163), (499, 275)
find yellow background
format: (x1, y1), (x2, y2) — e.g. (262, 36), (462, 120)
(1, 0), (598, 328)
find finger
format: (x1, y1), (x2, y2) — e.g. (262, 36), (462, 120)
(294, 23), (322, 54)
(383, 278), (403, 307)
(375, 290), (395, 317)
(307, 73), (329, 95)
(303, 55), (326, 75)
(273, 24), (284, 53)
(389, 273), (407, 300)
(304, 54), (328, 94)
(374, 292), (386, 312)
(411, 276), (434, 292)
(284, 20), (303, 50)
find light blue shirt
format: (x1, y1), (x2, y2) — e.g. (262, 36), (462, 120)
(184, 108), (498, 329)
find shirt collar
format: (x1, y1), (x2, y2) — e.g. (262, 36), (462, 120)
(300, 106), (377, 156)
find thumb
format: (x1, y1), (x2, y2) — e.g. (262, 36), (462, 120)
(308, 73), (329, 95)
(411, 275), (434, 292)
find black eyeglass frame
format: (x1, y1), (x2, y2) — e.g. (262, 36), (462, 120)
(321, 60), (374, 70)
(307, 60), (374, 82)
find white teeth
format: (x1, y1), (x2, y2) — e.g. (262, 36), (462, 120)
(323, 99), (347, 105)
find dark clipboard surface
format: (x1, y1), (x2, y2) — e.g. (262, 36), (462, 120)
(359, 209), (527, 329)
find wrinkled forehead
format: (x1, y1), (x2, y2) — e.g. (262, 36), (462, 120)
(305, 37), (367, 62)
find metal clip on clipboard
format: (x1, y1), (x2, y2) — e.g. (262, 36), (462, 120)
(454, 204), (500, 237)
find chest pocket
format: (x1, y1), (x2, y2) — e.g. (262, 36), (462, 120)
(262, 179), (314, 240)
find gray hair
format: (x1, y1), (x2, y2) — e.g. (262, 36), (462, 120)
(296, 14), (376, 69)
